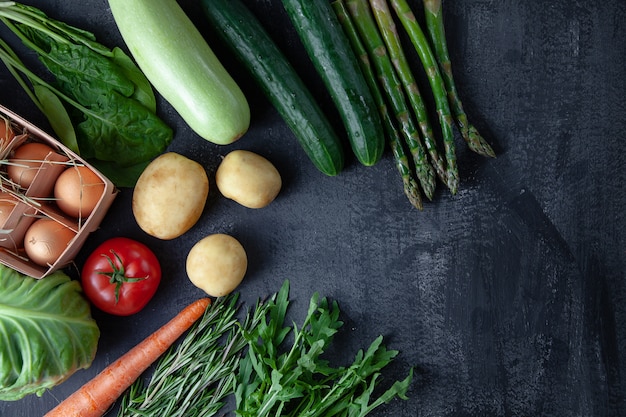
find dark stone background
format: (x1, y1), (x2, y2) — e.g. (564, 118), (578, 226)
(1, 0), (624, 416)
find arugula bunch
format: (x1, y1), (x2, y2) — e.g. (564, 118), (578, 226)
(0, 2), (173, 187)
(235, 281), (413, 417)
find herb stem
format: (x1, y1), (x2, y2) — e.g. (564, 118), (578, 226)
(0, 11), (68, 49)
(0, 42), (99, 119)
(0, 37), (43, 113)
(0, 2), (112, 55)
(117, 295), (259, 417)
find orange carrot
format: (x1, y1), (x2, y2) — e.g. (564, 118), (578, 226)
(44, 297), (211, 417)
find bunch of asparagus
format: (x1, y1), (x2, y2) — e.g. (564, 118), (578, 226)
(332, 0), (495, 209)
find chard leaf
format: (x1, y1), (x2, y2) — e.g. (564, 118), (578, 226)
(0, 265), (99, 401)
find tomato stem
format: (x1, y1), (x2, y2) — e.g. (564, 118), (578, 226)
(98, 250), (147, 304)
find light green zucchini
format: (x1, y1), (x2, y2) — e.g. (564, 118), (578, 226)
(107, 0), (250, 145)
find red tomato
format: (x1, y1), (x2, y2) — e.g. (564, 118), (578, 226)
(81, 237), (161, 316)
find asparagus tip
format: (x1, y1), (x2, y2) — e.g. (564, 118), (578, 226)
(467, 125), (496, 158)
(403, 181), (423, 210)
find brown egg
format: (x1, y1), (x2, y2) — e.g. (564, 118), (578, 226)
(54, 166), (105, 218)
(0, 118), (14, 142)
(24, 218), (76, 267)
(0, 193), (17, 227)
(7, 142), (57, 189)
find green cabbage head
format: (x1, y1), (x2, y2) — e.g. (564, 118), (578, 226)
(0, 265), (99, 400)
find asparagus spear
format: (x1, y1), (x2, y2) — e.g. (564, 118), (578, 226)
(333, 0), (423, 209)
(423, 0), (495, 158)
(386, 113), (424, 209)
(389, 0), (459, 194)
(344, 0), (437, 200)
(368, 0), (447, 186)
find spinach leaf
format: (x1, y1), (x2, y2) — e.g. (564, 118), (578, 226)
(74, 90), (171, 167)
(27, 32), (170, 167)
(0, 265), (99, 401)
(111, 47), (157, 112)
(33, 83), (78, 153)
(0, 2), (172, 186)
(39, 40), (136, 102)
(90, 159), (151, 189)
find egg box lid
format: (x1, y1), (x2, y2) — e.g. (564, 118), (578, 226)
(0, 104), (118, 279)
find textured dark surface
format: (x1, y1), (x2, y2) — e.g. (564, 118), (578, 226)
(1, 0), (625, 416)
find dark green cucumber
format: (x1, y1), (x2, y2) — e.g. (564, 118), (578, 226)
(200, 0), (344, 176)
(280, 0), (385, 167)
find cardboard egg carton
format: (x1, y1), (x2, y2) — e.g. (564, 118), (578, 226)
(0, 105), (118, 278)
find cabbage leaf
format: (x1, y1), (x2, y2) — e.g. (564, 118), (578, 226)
(0, 265), (99, 400)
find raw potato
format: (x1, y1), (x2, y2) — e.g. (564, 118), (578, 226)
(215, 149), (281, 208)
(132, 152), (209, 240)
(186, 233), (247, 297)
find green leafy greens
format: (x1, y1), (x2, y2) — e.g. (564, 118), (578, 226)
(236, 280), (413, 417)
(118, 280), (413, 417)
(0, 265), (99, 401)
(0, 2), (173, 187)
(117, 294), (256, 417)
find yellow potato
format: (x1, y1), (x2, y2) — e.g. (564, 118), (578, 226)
(132, 152), (209, 240)
(186, 233), (247, 297)
(215, 149), (281, 209)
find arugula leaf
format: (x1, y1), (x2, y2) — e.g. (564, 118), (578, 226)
(235, 280), (413, 417)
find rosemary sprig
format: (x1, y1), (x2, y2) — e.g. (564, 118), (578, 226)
(117, 294), (256, 417)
